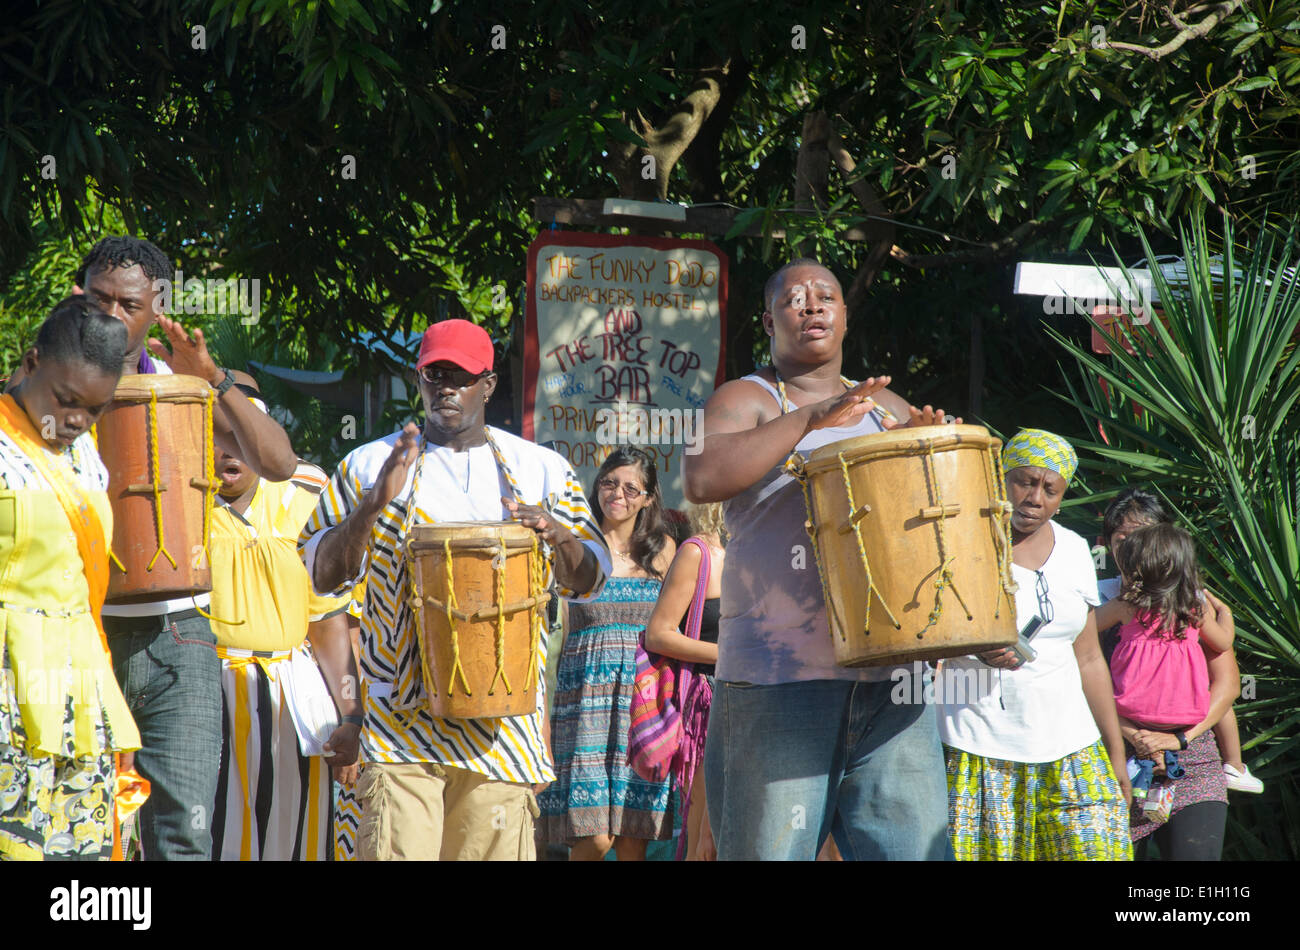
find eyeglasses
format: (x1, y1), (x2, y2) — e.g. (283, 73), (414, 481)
(1034, 570), (1055, 625)
(419, 365), (488, 388)
(597, 478), (648, 500)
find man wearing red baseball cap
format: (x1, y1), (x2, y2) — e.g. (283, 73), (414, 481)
(299, 318), (612, 861)
(414, 318), (496, 376)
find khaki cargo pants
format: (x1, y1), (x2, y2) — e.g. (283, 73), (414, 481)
(356, 762), (540, 861)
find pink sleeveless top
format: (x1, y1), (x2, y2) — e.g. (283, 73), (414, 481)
(1110, 611), (1210, 727)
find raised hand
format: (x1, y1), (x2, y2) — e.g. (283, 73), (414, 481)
(147, 313), (222, 383)
(806, 375), (892, 433)
(884, 404), (963, 430)
(368, 423), (421, 512)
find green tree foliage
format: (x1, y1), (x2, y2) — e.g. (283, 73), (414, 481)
(3, 1), (1296, 441)
(1051, 212), (1300, 859)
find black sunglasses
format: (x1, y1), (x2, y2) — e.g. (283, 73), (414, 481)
(420, 366), (490, 388)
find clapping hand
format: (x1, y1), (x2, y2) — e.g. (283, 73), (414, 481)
(806, 376), (892, 432)
(147, 314), (222, 384)
(368, 423), (421, 512)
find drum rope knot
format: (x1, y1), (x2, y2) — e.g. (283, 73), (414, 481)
(487, 538), (514, 696)
(145, 388), (178, 573)
(986, 445), (1018, 617)
(837, 452), (901, 634)
(441, 537), (473, 696)
(917, 442), (974, 640)
(401, 441), (441, 700)
(524, 535), (543, 691)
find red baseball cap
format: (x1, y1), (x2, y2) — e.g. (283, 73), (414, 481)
(415, 319), (495, 374)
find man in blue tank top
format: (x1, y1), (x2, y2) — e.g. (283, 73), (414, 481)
(683, 259), (956, 860)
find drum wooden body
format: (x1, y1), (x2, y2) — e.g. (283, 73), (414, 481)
(797, 424), (1018, 667)
(406, 522), (550, 719)
(98, 375), (216, 603)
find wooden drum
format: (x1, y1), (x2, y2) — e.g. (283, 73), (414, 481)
(97, 374), (217, 603)
(405, 522), (551, 719)
(793, 424), (1019, 667)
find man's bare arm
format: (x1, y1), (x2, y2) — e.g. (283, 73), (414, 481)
(312, 494), (384, 595)
(683, 377), (890, 503)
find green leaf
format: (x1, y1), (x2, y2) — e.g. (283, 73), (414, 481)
(1236, 76), (1275, 92)
(1068, 214), (1094, 250)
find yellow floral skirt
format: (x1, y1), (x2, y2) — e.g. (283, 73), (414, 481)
(945, 739), (1132, 861)
(0, 713), (115, 861)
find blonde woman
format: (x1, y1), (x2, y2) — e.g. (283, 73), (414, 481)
(644, 502), (725, 860)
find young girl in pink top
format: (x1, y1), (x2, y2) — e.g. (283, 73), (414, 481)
(1096, 523), (1234, 857)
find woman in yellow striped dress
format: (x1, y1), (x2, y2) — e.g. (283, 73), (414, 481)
(208, 379), (359, 860)
(0, 299), (141, 860)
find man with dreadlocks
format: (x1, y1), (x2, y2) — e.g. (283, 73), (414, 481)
(9, 235), (298, 860)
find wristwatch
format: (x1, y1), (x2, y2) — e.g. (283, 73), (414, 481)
(1175, 730), (1189, 750)
(213, 367), (236, 397)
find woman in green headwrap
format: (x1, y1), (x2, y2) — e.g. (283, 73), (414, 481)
(935, 429), (1132, 861)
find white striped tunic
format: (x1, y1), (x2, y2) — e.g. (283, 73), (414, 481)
(299, 426), (610, 784)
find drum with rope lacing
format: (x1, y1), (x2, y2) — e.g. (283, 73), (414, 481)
(788, 424), (1019, 667)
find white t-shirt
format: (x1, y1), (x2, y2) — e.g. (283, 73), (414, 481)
(100, 356), (213, 617)
(938, 520), (1102, 763)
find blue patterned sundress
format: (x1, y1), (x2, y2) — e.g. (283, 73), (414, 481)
(538, 577), (674, 843)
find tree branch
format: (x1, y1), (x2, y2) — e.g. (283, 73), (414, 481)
(681, 58), (750, 202)
(609, 62), (733, 200)
(1106, 0), (1246, 60)
(891, 219), (1044, 269)
(793, 111), (831, 256)
(826, 127), (895, 310)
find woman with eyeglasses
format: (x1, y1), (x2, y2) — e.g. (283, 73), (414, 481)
(936, 429), (1132, 861)
(538, 447), (676, 860)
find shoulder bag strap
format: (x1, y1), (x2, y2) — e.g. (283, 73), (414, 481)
(681, 536), (711, 641)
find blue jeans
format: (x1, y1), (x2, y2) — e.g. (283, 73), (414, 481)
(704, 674), (951, 860)
(1130, 751), (1186, 794)
(106, 610), (222, 860)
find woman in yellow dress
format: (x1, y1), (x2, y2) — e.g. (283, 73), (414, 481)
(207, 378), (358, 860)
(0, 297), (141, 860)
